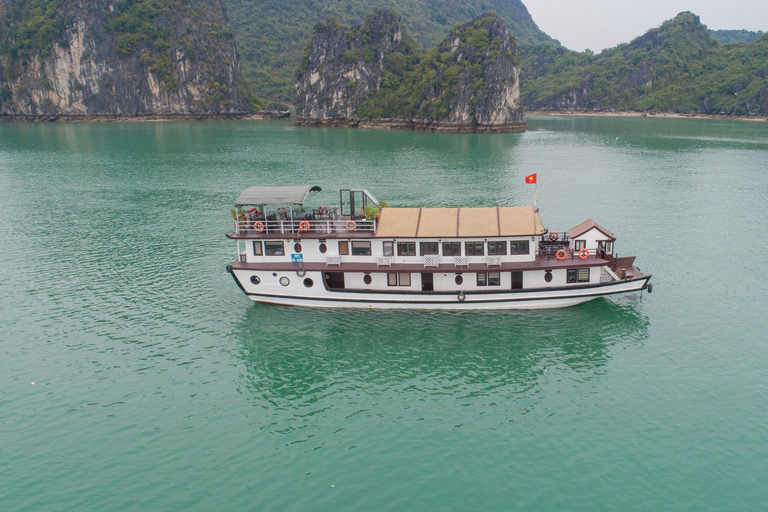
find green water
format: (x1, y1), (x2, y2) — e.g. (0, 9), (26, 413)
(1, 117), (767, 510)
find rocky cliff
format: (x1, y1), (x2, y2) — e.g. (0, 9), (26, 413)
(295, 10), (525, 133)
(0, 0), (252, 119)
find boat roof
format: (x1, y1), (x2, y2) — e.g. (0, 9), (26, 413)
(234, 185), (321, 206)
(375, 206), (545, 238)
(568, 219), (616, 241)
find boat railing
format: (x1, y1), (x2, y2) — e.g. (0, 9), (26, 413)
(235, 218), (376, 235)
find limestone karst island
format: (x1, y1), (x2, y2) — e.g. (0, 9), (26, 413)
(1, 1), (766, 124)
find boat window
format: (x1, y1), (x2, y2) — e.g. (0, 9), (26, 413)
(488, 272), (501, 286)
(319, 243), (327, 254)
(252, 241), (263, 256)
(339, 241), (350, 255)
(387, 273), (411, 286)
(544, 270), (553, 283)
(303, 278), (314, 288)
(511, 271), (523, 289)
(250, 275), (260, 285)
(567, 268), (590, 283)
(294, 243), (302, 253)
(264, 241), (284, 256)
(351, 241), (372, 255)
(443, 242), (461, 256)
(324, 272), (345, 289)
(397, 242), (416, 256)
(420, 242), (439, 255)
(574, 240), (586, 250)
(455, 274), (463, 285)
(510, 241), (530, 255)
(363, 274), (372, 285)
(477, 273), (487, 286)
(465, 242), (484, 256)
(488, 241), (507, 255)
(383, 242), (394, 256)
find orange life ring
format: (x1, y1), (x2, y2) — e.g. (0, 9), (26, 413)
(318, 205), (328, 215)
(549, 232), (559, 242)
(579, 248), (589, 259)
(556, 249), (567, 260)
(299, 220), (310, 232)
(254, 221), (265, 232)
(346, 220), (357, 231)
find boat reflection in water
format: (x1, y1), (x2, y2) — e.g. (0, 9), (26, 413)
(233, 298), (649, 419)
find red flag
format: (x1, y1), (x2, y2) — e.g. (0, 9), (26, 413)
(525, 173), (537, 184)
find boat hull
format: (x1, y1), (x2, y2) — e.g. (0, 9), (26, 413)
(229, 268), (651, 310)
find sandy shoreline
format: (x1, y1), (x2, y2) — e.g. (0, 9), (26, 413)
(525, 110), (768, 122)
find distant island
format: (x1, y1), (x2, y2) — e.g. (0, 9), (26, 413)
(294, 10), (525, 133)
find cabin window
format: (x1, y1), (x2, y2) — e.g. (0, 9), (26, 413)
(488, 241), (507, 255)
(465, 242), (484, 256)
(303, 278), (314, 288)
(442, 242), (461, 256)
(387, 273), (412, 286)
(252, 241), (263, 256)
(567, 268), (590, 283)
(477, 272), (500, 286)
(264, 241), (284, 256)
(363, 274), (372, 285)
(325, 272), (345, 289)
(574, 240), (586, 250)
(510, 241), (530, 255)
(398, 242), (416, 256)
(455, 274), (463, 285)
(351, 241), (371, 255)
(511, 271), (523, 289)
(544, 270), (553, 283)
(339, 241), (350, 255)
(383, 242), (394, 256)
(294, 243), (302, 253)
(319, 242), (327, 254)
(420, 242), (439, 255)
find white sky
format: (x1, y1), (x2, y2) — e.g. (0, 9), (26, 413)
(523, 0), (768, 51)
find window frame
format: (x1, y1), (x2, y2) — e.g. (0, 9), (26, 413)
(338, 241), (350, 255)
(488, 241), (507, 255)
(397, 242), (416, 256)
(419, 242), (439, 255)
(510, 240), (530, 255)
(351, 241), (372, 255)
(477, 272), (487, 286)
(442, 242), (461, 256)
(264, 241), (284, 256)
(465, 241), (485, 256)
(382, 241), (394, 256)
(387, 272), (412, 287)
(488, 272), (501, 286)
(252, 241), (263, 256)
(567, 268), (590, 283)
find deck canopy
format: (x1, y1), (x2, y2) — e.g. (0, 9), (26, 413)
(234, 185), (321, 206)
(376, 206), (545, 238)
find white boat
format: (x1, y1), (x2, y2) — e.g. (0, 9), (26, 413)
(226, 185), (652, 309)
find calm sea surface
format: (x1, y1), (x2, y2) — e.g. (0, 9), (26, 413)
(1, 117), (767, 510)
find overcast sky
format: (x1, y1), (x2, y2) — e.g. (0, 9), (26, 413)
(524, 0), (768, 51)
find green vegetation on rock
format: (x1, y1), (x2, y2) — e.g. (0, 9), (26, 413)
(709, 29), (764, 44)
(223, 0), (552, 102)
(521, 12), (768, 115)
